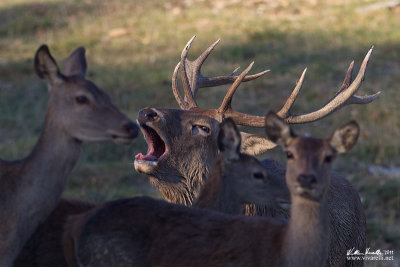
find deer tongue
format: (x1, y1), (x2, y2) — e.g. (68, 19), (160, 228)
(135, 153), (158, 161)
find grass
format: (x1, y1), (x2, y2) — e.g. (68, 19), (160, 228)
(0, 0), (399, 263)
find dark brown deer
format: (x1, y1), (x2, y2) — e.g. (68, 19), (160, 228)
(14, 199), (95, 267)
(72, 116), (359, 267)
(194, 119), (289, 215)
(0, 45), (138, 266)
(62, 118), (289, 266)
(134, 37), (375, 266)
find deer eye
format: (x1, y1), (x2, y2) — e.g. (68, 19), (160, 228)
(253, 172), (264, 180)
(192, 125), (211, 136)
(324, 155), (334, 163)
(199, 125), (210, 133)
(75, 95), (89, 104)
(286, 151), (294, 159)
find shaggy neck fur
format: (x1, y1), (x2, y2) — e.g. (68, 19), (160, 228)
(150, 152), (213, 206)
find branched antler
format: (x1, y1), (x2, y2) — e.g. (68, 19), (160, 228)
(172, 37), (380, 128)
(172, 36), (270, 111)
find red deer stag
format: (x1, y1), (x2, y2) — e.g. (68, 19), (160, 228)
(72, 115), (359, 267)
(134, 36), (377, 266)
(0, 45), (138, 267)
(62, 118), (289, 266)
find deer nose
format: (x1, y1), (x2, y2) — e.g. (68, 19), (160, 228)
(138, 108), (160, 124)
(123, 121), (139, 138)
(297, 174), (317, 189)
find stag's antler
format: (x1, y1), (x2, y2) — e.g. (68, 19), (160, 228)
(172, 36), (270, 111)
(172, 37), (380, 128)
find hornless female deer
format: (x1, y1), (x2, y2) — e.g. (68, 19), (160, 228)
(194, 119), (289, 215)
(0, 45), (138, 267)
(73, 115), (360, 267)
(134, 37), (376, 266)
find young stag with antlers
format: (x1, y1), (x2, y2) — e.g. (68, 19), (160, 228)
(73, 116), (359, 267)
(134, 36), (377, 266)
(0, 45), (138, 266)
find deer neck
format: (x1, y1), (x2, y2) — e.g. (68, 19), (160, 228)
(16, 108), (82, 244)
(149, 157), (212, 206)
(282, 196), (329, 267)
(150, 175), (198, 206)
(195, 159), (241, 214)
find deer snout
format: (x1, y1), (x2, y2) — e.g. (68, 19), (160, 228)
(297, 174), (317, 189)
(123, 121), (139, 138)
(138, 108), (160, 125)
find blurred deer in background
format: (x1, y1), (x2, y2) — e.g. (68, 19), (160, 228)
(72, 115), (359, 267)
(134, 36), (377, 266)
(0, 45), (138, 266)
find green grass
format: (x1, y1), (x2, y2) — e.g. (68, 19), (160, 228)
(0, 0), (399, 259)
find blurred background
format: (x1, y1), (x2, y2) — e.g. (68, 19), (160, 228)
(0, 0), (399, 264)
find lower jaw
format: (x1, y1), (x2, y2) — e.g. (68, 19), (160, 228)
(134, 159), (158, 174)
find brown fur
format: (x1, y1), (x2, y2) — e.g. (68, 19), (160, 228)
(134, 107), (365, 267)
(14, 199), (95, 267)
(0, 45), (137, 266)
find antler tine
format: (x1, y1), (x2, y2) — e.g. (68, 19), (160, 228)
(218, 62), (254, 114)
(277, 68), (307, 118)
(197, 69), (270, 91)
(337, 60), (380, 105)
(283, 46), (380, 124)
(345, 91), (381, 104)
(180, 36), (198, 108)
(218, 47), (379, 127)
(178, 36), (270, 99)
(172, 62), (189, 109)
(186, 38), (220, 97)
(337, 61), (354, 94)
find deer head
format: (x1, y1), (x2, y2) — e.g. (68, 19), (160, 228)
(195, 118), (289, 214)
(265, 111), (360, 201)
(134, 36), (377, 205)
(34, 45), (138, 144)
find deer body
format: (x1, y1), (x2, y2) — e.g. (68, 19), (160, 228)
(135, 107), (365, 265)
(76, 196), (286, 267)
(0, 45), (138, 266)
(13, 199), (95, 267)
(74, 117), (358, 267)
(134, 37), (373, 267)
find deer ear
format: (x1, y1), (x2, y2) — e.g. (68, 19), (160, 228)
(265, 111), (294, 147)
(240, 132), (276, 156)
(329, 120), (360, 153)
(34, 45), (63, 84)
(218, 118), (241, 161)
(63, 47), (87, 77)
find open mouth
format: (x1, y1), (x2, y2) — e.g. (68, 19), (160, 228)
(135, 124), (167, 162)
